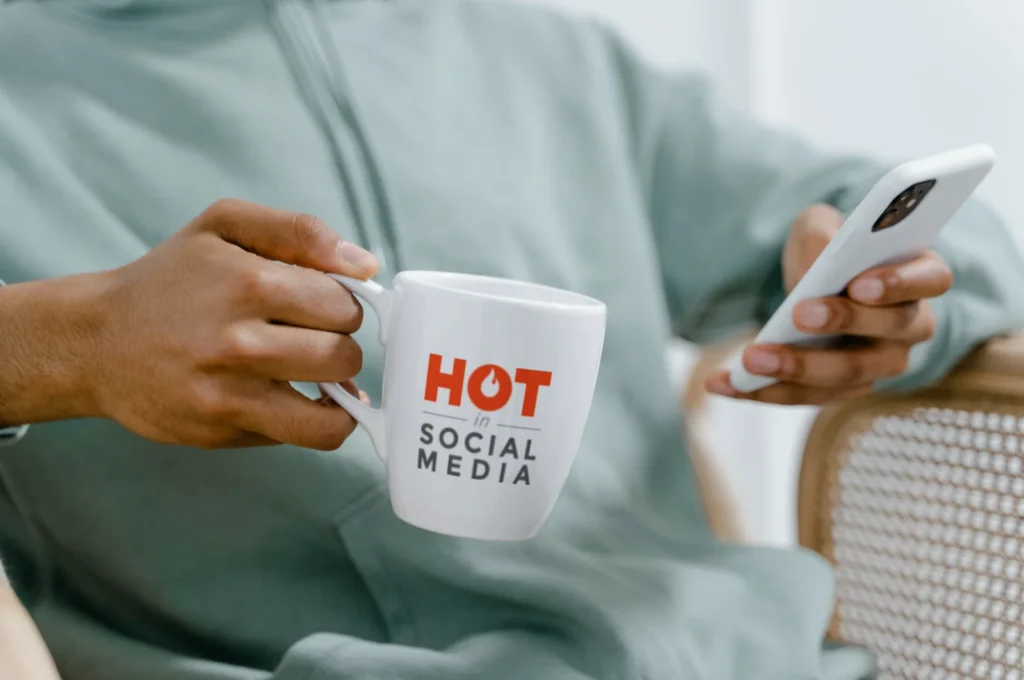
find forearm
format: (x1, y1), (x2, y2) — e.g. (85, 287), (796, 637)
(608, 38), (1024, 377)
(0, 274), (109, 427)
(605, 34), (885, 344)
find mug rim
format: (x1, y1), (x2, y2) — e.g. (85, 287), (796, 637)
(395, 270), (606, 314)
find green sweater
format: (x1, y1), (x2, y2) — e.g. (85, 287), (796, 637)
(1, 1), (1022, 678)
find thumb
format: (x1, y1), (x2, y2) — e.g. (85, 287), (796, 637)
(782, 204), (844, 292)
(196, 198), (380, 279)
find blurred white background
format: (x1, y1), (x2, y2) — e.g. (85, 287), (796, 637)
(509, 0), (1024, 545)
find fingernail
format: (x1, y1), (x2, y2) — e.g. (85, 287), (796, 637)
(359, 390), (371, 405)
(796, 302), (830, 329)
(337, 241), (378, 269)
(850, 277), (884, 302)
(747, 349), (780, 375)
(707, 374), (737, 397)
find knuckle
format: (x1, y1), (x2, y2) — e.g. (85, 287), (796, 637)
(891, 304), (918, 333)
(883, 274), (904, 302)
(928, 253), (955, 294)
(338, 291), (364, 332)
(236, 265), (278, 300)
(188, 380), (238, 420)
(791, 209), (814, 233)
(784, 351), (805, 379)
(795, 204), (831, 226)
(829, 299), (854, 332)
(797, 205), (841, 238)
(204, 198), (244, 224)
(291, 212), (334, 253)
(314, 280), (364, 333)
(309, 416), (356, 451)
(215, 326), (263, 364)
(830, 357), (863, 386)
(336, 336), (364, 377)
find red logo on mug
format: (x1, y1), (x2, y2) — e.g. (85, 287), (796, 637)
(423, 353), (552, 417)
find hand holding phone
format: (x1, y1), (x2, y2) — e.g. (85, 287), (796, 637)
(724, 144), (995, 394)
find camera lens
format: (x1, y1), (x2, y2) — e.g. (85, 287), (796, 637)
(912, 179), (936, 197)
(873, 207), (901, 232)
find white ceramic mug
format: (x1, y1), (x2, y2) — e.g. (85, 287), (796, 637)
(319, 271), (606, 541)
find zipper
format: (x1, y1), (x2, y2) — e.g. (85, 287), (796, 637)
(264, 0), (401, 277)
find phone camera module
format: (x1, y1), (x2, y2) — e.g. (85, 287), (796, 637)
(872, 178), (937, 232)
(873, 208), (902, 232)
(912, 179), (937, 198)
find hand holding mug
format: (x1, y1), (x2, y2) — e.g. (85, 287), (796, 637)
(81, 199), (378, 450)
(66, 197), (608, 541)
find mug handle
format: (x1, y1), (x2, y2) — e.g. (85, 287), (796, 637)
(318, 274), (392, 463)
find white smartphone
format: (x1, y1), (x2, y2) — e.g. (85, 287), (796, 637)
(726, 143), (995, 393)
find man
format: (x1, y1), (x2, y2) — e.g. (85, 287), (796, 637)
(1, 0), (1021, 678)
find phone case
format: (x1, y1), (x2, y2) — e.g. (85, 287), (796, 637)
(727, 143), (995, 393)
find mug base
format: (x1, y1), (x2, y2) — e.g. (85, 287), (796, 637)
(391, 502), (542, 542)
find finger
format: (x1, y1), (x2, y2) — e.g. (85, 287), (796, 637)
(741, 341), (910, 388)
(250, 261), (364, 333)
(707, 370), (871, 406)
(783, 204), (844, 291)
(847, 251), (953, 305)
(218, 323), (363, 383)
(793, 298), (936, 343)
(196, 198), (379, 278)
(164, 423), (279, 450)
(214, 431), (281, 449)
(236, 382), (360, 451)
(706, 371), (741, 398)
(316, 380), (362, 406)
(748, 383), (872, 406)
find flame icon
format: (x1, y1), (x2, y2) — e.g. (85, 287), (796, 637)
(478, 366), (501, 399)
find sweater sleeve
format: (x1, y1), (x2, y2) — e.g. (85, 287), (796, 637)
(605, 34), (1024, 390)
